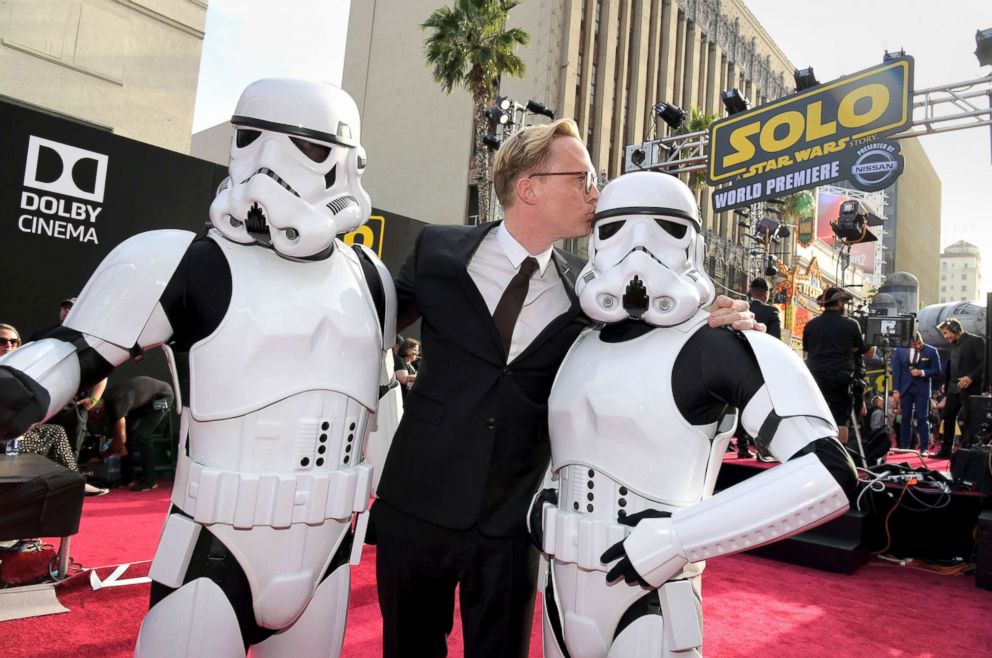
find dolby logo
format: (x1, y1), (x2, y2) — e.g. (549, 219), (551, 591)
(23, 135), (108, 203)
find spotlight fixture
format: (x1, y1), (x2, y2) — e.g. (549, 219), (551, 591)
(721, 88), (750, 116)
(765, 197), (786, 206)
(482, 134), (501, 151)
(977, 28), (992, 67)
(830, 199), (883, 244)
(793, 67), (819, 91)
(484, 107), (509, 125)
(496, 96), (513, 111)
(631, 148), (646, 167)
(526, 99), (556, 119)
(737, 220), (750, 229)
(883, 48), (906, 62)
(733, 207), (751, 218)
(653, 102), (686, 130)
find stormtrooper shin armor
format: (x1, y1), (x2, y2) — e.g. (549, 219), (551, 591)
(0, 79), (392, 658)
(540, 172), (850, 658)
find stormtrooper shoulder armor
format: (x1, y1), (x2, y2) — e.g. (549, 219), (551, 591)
(65, 229), (195, 349)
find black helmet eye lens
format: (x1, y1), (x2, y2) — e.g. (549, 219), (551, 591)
(290, 137), (331, 163)
(598, 220), (625, 240)
(655, 218), (687, 239)
(236, 129), (261, 148)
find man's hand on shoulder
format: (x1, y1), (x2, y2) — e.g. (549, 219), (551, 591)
(708, 294), (766, 333)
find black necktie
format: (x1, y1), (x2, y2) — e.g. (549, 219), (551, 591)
(492, 257), (539, 357)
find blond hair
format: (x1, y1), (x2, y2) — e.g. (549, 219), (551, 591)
(0, 323), (19, 340)
(493, 118), (581, 208)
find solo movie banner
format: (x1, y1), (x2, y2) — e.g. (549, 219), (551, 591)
(708, 57), (914, 212)
(0, 99), (426, 337)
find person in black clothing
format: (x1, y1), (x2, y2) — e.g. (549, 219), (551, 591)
(734, 278), (782, 458)
(392, 337), (420, 398)
(935, 318), (985, 456)
(803, 287), (876, 445)
(748, 277), (781, 340)
(88, 376), (174, 491)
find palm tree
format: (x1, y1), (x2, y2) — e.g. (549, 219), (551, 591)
(676, 107), (716, 194)
(421, 0), (530, 223)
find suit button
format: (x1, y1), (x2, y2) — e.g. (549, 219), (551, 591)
(486, 418), (496, 429)
(503, 368), (511, 375)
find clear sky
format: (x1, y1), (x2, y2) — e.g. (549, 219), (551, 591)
(193, 0), (992, 283)
(192, 0), (351, 132)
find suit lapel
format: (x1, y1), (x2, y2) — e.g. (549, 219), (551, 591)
(452, 222), (505, 357)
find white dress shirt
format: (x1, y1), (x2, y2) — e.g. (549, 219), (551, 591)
(467, 222), (571, 362)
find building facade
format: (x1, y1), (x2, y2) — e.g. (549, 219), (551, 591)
(344, 0), (795, 232)
(940, 240), (983, 303)
(0, 0), (208, 153)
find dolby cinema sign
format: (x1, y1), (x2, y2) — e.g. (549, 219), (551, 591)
(0, 99), (228, 333)
(708, 57), (914, 212)
(19, 135), (108, 244)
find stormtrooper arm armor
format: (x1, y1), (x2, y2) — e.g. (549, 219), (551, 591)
(0, 230), (193, 438)
(607, 330), (855, 588)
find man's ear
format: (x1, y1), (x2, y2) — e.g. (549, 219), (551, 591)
(516, 176), (539, 206)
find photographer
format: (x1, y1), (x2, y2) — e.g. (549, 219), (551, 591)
(935, 318), (985, 457)
(803, 287), (876, 444)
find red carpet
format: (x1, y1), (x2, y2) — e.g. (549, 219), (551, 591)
(3, 482), (990, 657)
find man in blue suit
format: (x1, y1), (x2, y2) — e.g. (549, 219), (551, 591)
(891, 332), (941, 452)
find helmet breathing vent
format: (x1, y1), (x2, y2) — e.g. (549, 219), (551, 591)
(327, 195), (359, 216)
(245, 202), (271, 246)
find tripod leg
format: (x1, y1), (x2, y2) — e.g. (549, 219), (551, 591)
(848, 408), (867, 468)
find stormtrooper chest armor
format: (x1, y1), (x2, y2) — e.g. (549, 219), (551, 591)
(188, 233), (382, 421)
(548, 310), (724, 506)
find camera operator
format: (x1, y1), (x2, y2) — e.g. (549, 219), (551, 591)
(935, 318), (985, 457)
(803, 287), (876, 445)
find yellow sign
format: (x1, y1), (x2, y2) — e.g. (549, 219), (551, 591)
(342, 215), (385, 257)
(708, 58), (913, 185)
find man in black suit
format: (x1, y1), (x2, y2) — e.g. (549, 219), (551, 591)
(935, 318), (986, 457)
(372, 119), (754, 658)
(748, 277), (781, 340)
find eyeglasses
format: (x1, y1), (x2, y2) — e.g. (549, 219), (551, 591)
(529, 170), (597, 194)
(0, 337), (21, 347)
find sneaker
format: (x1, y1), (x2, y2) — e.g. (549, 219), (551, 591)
(130, 482), (158, 492)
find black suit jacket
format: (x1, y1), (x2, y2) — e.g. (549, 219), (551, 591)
(943, 331), (985, 393)
(749, 298), (781, 339)
(377, 222), (588, 537)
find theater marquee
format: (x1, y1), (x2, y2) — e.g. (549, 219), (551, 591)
(708, 57), (914, 212)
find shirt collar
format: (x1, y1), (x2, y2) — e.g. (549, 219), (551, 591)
(496, 222), (553, 275)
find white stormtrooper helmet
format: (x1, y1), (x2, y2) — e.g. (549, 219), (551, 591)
(576, 171), (715, 326)
(209, 78), (371, 259)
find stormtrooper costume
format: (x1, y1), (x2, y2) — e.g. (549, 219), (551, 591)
(0, 79), (396, 657)
(531, 172), (857, 658)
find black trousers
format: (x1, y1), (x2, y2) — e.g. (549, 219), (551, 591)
(373, 500), (538, 658)
(940, 390), (973, 450)
(121, 406), (169, 486)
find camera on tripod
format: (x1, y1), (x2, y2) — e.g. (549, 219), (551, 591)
(865, 313), (916, 349)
